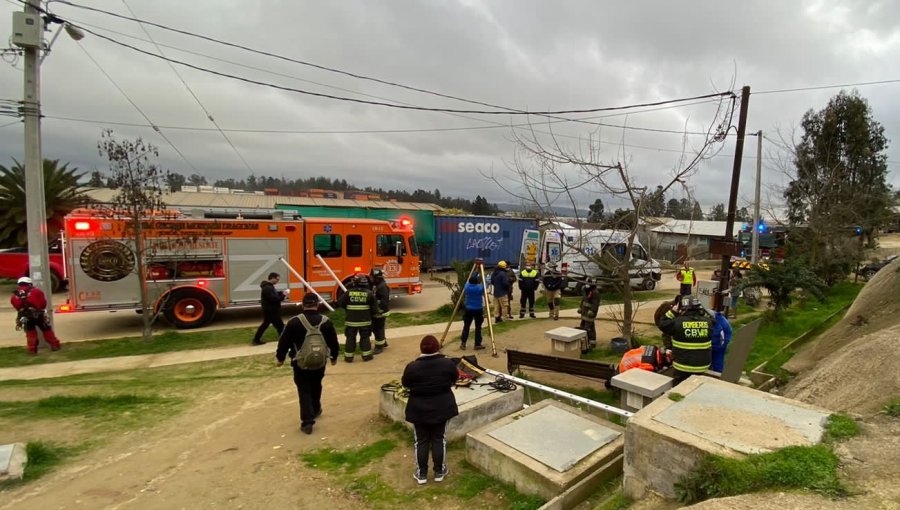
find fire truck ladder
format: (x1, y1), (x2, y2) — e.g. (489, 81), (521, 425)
(277, 257), (334, 312)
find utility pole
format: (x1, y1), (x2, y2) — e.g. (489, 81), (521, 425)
(751, 130), (762, 264)
(717, 86), (751, 311)
(20, 1), (53, 315)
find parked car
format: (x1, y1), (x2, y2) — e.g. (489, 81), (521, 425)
(0, 237), (66, 292)
(857, 255), (898, 281)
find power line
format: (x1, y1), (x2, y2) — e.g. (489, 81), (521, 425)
(50, 0), (734, 118)
(753, 79), (900, 95)
(119, 0), (255, 175)
(61, 16), (723, 136)
(0, 120), (20, 128)
(74, 40), (198, 172)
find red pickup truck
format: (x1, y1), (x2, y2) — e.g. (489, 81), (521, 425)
(0, 237), (66, 292)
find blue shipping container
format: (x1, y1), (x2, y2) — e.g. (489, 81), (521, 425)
(432, 216), (538, 268)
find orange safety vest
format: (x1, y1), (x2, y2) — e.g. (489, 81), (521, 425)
(618, 345), (666, 374)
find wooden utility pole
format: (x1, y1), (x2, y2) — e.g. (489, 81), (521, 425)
(717, 86), (751, 311)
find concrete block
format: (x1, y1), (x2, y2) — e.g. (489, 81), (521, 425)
(0, 443), (27, 482)
(379, 383), (524, 442)
(467, 400), (624, 500)
(545, 327), (586, 358)
(611, 370), (673, 412)
(623, 376), (830, 500)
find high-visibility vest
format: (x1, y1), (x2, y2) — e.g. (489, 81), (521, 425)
(678, 268), (695, 285)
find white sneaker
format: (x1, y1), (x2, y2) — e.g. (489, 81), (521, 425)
(434, 467), (448, 483)
(414, 471), (427, 485)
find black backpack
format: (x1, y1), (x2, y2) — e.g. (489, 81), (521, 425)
(294, 314), (330, 370)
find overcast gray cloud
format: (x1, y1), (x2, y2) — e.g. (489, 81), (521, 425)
(1, 0), (898, 214)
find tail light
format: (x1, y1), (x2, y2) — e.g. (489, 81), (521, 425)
(58, 304), (72, 312)
(412, 283), (422, 294)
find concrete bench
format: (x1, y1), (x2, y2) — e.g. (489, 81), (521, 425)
(610, 369), (673, 412)
(505, 349), (616, 381)
(545, 327), (588, 357)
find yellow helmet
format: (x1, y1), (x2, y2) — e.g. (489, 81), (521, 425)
(498, 260), (508, 268)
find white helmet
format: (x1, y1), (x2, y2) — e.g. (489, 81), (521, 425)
(17, 276), (32, 285)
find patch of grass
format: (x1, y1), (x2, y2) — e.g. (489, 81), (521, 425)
(301, 439), (397, 474)
(598, 491), (632, 510)
(823, 413), (860, 443)
(743, 282), (862, 372)
(882, 398), (900, 418)
(674, 444), (847, 504)
(0, 393), (179, 426)
(0, 441), (80, 489)
(668, 392), (684, 402)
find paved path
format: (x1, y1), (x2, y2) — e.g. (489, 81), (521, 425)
(0, 300), (669, 381)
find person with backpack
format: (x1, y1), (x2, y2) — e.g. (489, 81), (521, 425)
(10, 276), (61, 354)
(276, 293), (341, 435)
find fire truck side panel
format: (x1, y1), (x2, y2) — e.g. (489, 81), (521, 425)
(68, 237), (145, 309)
(224, 238), (291, 303)
(304, 221), (350, 301)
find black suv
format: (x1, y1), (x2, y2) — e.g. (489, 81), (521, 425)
(857, 255), (898, 281)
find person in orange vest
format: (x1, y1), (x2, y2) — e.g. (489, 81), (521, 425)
(617, 345), (672, 374)
(676, 260), (697, 296)
(11, 277), (61, 354)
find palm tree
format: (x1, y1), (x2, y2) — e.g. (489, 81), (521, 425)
(0, 158), (88, 247)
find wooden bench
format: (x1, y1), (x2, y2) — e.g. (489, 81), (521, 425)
(505, 349), (616, 381)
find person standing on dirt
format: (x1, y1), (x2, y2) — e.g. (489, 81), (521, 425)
(542, 262), (565, 320)
(489, 261), (511, 324)
(460, 274), (486, 350)
(401, 335), (459, 485)
(504, 265), (517, 320)
(276, 293), (340, 435)
(517, 263), (540, 319)
(11, 276), (61, 354)
(252, 272), (288, 346)
(707, 307), (733, 373)
(658, 296), (712, 385)
(577, 279), (602, 351)
(370, 268), (391, 354)
(338, 273), (378, 362)
(676, 260), (697, 297)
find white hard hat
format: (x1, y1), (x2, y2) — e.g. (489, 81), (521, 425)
(17, 276), (32, 285)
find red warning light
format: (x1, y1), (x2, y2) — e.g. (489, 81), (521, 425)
(353, 266), (362, 273)
(197, 280), (208, 287)
(74, 221), (91, 231)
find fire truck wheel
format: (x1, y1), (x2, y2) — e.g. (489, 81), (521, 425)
(164, 290), (216, 329)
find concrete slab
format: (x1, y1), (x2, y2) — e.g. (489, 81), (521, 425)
(488, 405), (620, 472)
(467, 400), (624, 500)
(379, 382), (524, 442)
(623, 376), (832, 500)
(0, 443), (27, 482)
(611, 369), (673, 412)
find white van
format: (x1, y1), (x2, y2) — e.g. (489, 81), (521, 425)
(524, 228), (662, 292)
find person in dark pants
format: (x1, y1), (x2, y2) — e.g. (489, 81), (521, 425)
(276, 293), (340, 435)
(577, 280), (601, 351)
(338, 273), (378, 362)
(460, 274), (485, 350)
(517, 263), (539, 318)
(658, 296), (711, 385)
(402, 335), (459, 485)
(252, 272), (287, 345)
(676, 260), (696, 297)
(371, 268), (391, 354)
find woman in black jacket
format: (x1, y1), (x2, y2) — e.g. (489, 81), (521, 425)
(401, 335), (459, 485)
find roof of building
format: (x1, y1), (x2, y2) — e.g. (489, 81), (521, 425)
(650, 219), (728, 237)
(83, 189), (443, 211)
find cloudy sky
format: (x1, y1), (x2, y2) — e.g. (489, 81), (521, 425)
(1, 0), (899, 214)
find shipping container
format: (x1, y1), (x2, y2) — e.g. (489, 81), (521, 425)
(264, 188), (279, 196)
(432, 215), (538, 269)
(323, 192), (338, 199)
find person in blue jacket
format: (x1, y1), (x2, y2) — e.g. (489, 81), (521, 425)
(707, 307), (733, 373)
(460, 274), (486, 350)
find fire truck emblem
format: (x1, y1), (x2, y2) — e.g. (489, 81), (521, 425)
(383, 261), (401, 277)
(80, 240), (136, 282)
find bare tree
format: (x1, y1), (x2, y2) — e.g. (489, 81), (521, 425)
(492, 93), (737, 340)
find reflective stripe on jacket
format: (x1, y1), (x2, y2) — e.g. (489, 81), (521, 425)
(340, 288), (376, 327)
(659, 310), (711, 373)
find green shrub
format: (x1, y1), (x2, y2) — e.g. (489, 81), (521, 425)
(823, 413), (860, 442)
(882, 398), (900, 418)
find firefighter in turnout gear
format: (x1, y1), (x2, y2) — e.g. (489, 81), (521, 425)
(371, 268), (391, 354)
(658, 295), (711, 385)
(577, 279), (601, 352)
(10, 277), (61, 354)
(517, 263), (540, 318)
(338, 273), (378, 362)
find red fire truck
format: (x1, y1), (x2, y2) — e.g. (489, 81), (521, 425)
(58, 208), (421, 328)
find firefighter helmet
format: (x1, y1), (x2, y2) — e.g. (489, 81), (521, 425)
(370, 268), (384, 280)
(498, 260), (508, 268)
(17, 276), (32, 285)
(680, 295), (703, 311)
(352, 273), (370, 287)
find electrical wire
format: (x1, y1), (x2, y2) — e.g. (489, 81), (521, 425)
(0, 120), (20, 128)
(49, 0), (734, 117)
(74, 40), (198, 172)
(753, 79), (900, 95)
(119, 0), (255, 175)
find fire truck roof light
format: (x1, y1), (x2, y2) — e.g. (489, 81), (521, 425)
(74, 221), (91, 231)
(400, 219), (413, 227)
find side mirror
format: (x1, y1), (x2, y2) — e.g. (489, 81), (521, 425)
(395, 241), (404, 264)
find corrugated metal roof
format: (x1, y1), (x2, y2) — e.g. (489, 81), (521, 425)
(84, 189), (442, 211)
(650, 220), (728, 237)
